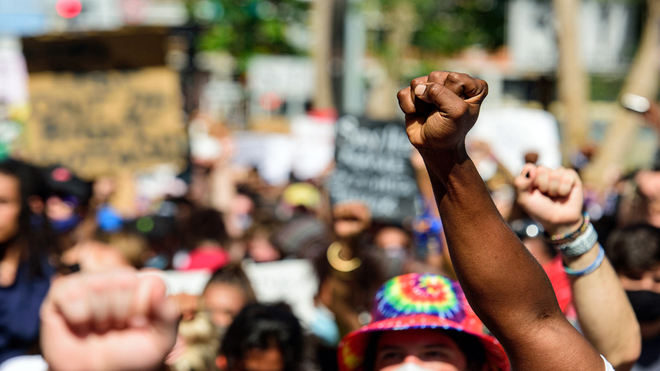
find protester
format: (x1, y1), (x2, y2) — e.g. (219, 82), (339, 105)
(202, 263), (257, 329)
(0, 160), (55, 365)
(338, 273), (508, 371)
(218, 303), (304, 371)
(605, 225), (660, 371)
(514, 164), (641, 370)
(394, 71), (621, 369)
(176, 208), (231, 271)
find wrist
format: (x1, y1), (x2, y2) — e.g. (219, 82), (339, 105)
(418, 145), (469, 179)
(542, 217), (583, 237)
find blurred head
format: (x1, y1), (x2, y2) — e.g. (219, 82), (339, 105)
(203, 264), (257, 328)
(43, 166), (91, 234)
(0, 170), (21, 243)
(605, 224), (660, 338)
(185, 208), (229, 250)
(333, 201), (371, 239)
(0, 160), (53, 275)
(244, 219), (282, 263)
(219, 303), (303, 371)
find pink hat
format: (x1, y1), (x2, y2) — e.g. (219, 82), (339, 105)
(338, 273), (510, 371)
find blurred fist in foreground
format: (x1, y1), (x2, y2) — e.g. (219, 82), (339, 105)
(397, 71), (488, 152)
(514, 164), (583, 235)
(41, 270), (179, 371)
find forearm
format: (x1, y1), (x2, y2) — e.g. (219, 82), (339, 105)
(422, 148), (561, 337)
(566, 245), (641, 370)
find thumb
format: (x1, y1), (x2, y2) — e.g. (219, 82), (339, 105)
(514, 164), (537, 195)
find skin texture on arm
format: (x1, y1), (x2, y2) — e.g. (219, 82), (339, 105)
(515, 165), (641, 371)
(397, 71), (605, 370)
(40, 270), (179, 371)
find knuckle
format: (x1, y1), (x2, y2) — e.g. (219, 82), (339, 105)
(429, 71), (446, 81)
(426, 83), (446, 99)
(396, 88), (408, 101)
(446, 72), (464, 84)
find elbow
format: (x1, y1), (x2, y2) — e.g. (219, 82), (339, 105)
(609, 324), (641, 371)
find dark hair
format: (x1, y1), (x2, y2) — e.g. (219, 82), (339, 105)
(363, 329), (487, 371)
(184, 208), (229, 250)
(221, 303), (303, 371)
(204, 263), (257, 303)
(605, 224), (660, 275)
(0, 160), (55, 277)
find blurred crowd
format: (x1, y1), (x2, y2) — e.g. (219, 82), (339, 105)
(2, 75), (660, 371)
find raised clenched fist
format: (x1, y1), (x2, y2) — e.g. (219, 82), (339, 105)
(41, 270), (179, 371)
(397, 71), (488, 152)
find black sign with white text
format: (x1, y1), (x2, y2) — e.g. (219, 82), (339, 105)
(329, 116), (418, 223)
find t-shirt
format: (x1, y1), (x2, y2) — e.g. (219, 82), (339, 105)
(0, 260), (54, 365)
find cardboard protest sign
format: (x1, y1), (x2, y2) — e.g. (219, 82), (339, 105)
(23, 67), (188, 179)
(328, 115), (418, 223)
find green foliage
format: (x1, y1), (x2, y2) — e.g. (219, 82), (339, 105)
(192, 0), (309, 68)
(368, 0), (506, 56)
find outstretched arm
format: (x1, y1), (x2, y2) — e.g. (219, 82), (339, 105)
(397, 71), (605, 370)
(515, 165), (641, 371)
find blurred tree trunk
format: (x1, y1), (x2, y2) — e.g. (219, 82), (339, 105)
(311, 0), (335, 109)
(553, 0), (590, 164)
(366, 1), (417, 120)
(582, 0), (660, 189)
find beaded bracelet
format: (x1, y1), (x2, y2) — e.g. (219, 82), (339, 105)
(564, 245), (605, 277)
(544, 211), (590, 244)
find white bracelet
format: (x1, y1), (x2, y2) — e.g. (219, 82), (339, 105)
(557, 223), (598, 257)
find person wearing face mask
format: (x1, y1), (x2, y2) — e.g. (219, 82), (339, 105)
(338, 273), (509, 371)
(605, 224), (660, 371)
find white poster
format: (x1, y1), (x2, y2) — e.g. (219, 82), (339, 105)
(242, 259), (318, 326)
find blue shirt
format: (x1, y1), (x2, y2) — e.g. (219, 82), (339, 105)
(0, 260), (54, 365)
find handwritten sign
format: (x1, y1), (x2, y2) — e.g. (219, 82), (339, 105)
(23, 67), (188, 179)
(328, 115), (418, 222)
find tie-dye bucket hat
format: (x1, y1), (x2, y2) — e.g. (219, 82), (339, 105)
(337, 273), (510, 371)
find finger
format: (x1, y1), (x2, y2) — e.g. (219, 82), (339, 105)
(547, 169), (563, 197)
(131, 274), (160, 327)
(397, 86), (416, 115)
(47, 275), (93, 335)
(514, 164), (537, 194)
(427, 71), (489, 104)
(534, 166), (551, 193)
(558, 169), (580, 197)
(109, 271), (137, 329)
(414, 83), (468, 118)
(88, 274), (112, 333)
(410, 76), (435, 113)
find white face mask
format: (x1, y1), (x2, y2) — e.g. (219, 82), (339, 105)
(392, 363), (438, 371)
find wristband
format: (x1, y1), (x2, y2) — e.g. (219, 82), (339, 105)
(557, 223), (598, 257)
(544, 211), (590, 244)
(564, 244), (605, 277)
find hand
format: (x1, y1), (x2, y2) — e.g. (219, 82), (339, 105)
(41, 270), (179, 371)
(397, 71), (488, 151)
(514, 164), (583, 235)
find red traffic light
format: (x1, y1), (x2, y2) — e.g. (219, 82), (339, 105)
(55, 0), (82, 19)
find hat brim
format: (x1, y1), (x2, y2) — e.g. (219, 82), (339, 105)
(338, 314), (510, 371)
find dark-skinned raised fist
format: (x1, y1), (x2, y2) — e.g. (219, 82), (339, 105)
(397, 71), (488, 152)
